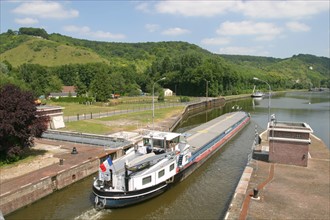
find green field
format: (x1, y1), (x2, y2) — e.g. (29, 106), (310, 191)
(61, 106), (184, 134)
(46, 96), (198, 116)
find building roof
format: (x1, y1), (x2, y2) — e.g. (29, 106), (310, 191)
(62, 86), (76, 93)
(268, 121), (313, 133)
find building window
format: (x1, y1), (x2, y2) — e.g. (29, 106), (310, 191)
(142, 176), (152, 185)
(169, 163), (175, 171)
(158, 169), (165, 178)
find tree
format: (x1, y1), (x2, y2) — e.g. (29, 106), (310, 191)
(90, 71), (112, 102)
(45, 75), (63, 95)
(0, 84), (49, 161)
(19, 27), (49, 39)
(157, 88), (165, 102)
(18, 64), (49, 97)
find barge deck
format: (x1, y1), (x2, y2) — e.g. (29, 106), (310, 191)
(186, 111), (249, 153)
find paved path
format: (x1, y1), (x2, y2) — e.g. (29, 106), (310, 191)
(226, 134), (330, 220)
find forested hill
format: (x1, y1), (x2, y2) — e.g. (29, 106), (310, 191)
(220, 54), (329, 78)
(0, 28), (329, 100)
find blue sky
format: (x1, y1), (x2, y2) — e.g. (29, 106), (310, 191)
(1, 1), (329, 58)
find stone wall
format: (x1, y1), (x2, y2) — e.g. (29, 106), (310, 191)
(56, 159), (99, 190)
(0, 158), (100, 215)
(0, 177), (53, 215)
(170, 98), (225, 131)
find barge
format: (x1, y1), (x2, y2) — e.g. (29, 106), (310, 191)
(92, 111), (250, 209)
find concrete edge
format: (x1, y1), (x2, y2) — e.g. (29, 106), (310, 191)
(224, 164), (253, 220)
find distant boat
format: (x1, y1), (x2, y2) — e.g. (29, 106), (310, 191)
(251, 85), (264, 98)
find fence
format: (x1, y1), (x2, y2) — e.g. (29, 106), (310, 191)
(64, 102), (190, 123)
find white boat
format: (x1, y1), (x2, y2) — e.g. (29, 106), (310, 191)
(92, 111), (250, 209)
(251, 85), (264, 98)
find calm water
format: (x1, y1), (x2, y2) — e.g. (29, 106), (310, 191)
(7, 91), (329, 220)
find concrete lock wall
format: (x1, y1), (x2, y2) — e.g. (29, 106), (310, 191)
(0, 178), (53, 215)
(56, 159), (99, 190)
(0, 158), (100, 215)
(171, 98), (225, 131)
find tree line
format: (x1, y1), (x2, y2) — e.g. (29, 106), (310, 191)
(1, 51), (329, 103)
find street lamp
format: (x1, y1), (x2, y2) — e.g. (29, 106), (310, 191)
(253, 77), (271, 122)
(203, 79), (209, 101)
(152, 77), (166, 130)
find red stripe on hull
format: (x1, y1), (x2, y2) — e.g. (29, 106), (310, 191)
(194, 117), (250, 163)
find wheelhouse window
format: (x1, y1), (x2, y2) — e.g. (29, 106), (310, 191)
(142, 176), (152, 185)
(153, 139), (164, 148)
(158, 169), (165, 178)
(169, 163), (175, 171)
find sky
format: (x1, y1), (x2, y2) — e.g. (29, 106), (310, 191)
(1, 0), (329, 59)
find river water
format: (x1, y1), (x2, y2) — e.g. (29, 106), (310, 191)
(7, 91), (329, 220)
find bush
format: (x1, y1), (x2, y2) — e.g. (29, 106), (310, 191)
(180, 96), (190, 102)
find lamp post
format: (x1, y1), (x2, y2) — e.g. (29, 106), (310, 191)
(152, 77), (166, 130)
(203, 79), (209, 101)
(253, 77), (271, 122)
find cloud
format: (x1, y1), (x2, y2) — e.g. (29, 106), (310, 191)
(145, 24), (160, 33)
(201, 37), (231, 45)
(155, 1), (236, 17)
(135, 2), (151, 13)
(219, 46), (269, 56)
(286, 21), (310, 32)
(216, 21), (283, 41)
(237, 1), (329, 19)
(152, 1), (328, 19)
(63, 25), (126, 40)
(161, 27), (190, 36)
(15, 17), (39, 25)
(12, 1), (78, 19)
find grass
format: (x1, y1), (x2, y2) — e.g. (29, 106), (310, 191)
(0, 148), (47, 167)
(48, 101), (117, 116)
(1, 38), (109, 67)
(61, 106), (184, 134)
(46, 95), (196, 117)
(62, 120), (114, 134)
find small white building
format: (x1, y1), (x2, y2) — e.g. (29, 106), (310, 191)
(37, 106), (65, 129)
(49, 86), (77, 99)
(164, 88), (173, 96)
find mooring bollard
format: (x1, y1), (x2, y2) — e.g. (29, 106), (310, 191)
(253, 188), (259, 198)
(71, 147), (78, 154)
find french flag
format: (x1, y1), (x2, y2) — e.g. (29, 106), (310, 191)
(99, 157), (113, 172)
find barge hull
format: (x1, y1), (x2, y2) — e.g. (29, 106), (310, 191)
(177, 111), (250, 182)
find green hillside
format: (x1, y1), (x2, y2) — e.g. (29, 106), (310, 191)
(0, 27), (329, 99)
(1, 36), (109, 67)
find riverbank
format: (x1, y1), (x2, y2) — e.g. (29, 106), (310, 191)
(225, 133), (330, 219)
